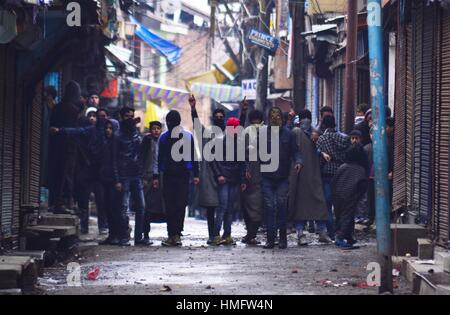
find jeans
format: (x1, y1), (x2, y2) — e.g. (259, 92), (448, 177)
(121, 177), (145, 241)
(214, 183), (239, 238)
(261, 178), (289, 242)
(322, 175), (335, 238)
(295, 221), (327, 234)
(163, 173), (190, 238)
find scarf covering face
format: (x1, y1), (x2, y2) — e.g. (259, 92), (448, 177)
(269, 107), (283, 128)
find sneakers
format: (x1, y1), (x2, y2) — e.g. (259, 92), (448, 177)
(98, 237), (119, 246)
(263, 242), (275, 249)
(242, 236), (260, 246)
(99, 228), (109, 236)
(297, 233), (309, 246)
(318, 231), (333, 244)
(162, 236), (182, 247)
(118, 238), (131, 247)
(135, 238), (154, 246)
(335, 238), (358, 249)
(221, 236), (236, 246)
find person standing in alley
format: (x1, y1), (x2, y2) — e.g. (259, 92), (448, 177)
(153, 110), (200, 247)
(241, 109), (265, 246)
(141, 121), (164, 246)
(317, 106), (334, 134)
(210, 117), (246, 246)
(289, 109), (332, 246)
(260, 107), (303, 249)
(114, 107), (146, 246)
(332, 144), (368, 249)
(48, 80), (82, 214)
(189, 95), (223, 245)
(98, 120), (130, 246)
(316, 115), (351, 240)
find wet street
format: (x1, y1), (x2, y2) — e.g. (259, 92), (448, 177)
(36, 217), (411, 295)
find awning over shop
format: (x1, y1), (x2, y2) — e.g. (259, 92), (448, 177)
(185, 59), (238, 90)
(129, 16), (181, 65)
(128, 78), (189, 109)
(190, 83), (242, 103)
(105, 44), (137, 73)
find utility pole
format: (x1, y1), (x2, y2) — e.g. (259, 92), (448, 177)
(367, 0), (393, 294)
(343, 0), (358, 133)
(255, 0), (271, 112)
(289, 0), (306, 113)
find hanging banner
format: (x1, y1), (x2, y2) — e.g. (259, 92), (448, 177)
(247, 28), (280, 55)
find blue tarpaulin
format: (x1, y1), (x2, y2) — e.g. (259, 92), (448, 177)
(129, 16), (181, 65)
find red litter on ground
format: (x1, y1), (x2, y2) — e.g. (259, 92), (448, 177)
(87, 267), (100, 280)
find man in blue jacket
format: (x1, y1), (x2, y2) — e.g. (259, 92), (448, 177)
(153, 110), (200, 247)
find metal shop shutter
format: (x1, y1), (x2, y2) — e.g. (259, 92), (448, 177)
(393, 21), (409, 211)
(434, 9), (450, 246)
(418, 3), (435, 223)
(405, 24), (414, 212)
(0, 44), (16, 248)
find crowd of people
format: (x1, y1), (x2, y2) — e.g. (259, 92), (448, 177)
(44, 80), (395, 250)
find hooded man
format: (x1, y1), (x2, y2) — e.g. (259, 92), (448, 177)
(98, 119), (130, 246)
(259, 107), (303, 249)
(50, 105), (108, 234)
(288, 109), (331, 246)
(48, 80), (82, 214)
(114, 107), (146, 246)
(153, 110), (200, 247)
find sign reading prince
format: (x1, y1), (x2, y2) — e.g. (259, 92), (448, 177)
(247, 29), (280, 55)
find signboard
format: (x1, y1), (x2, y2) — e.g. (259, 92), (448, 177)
(242, 79), (257, 100)
(247, 29), (280, 55)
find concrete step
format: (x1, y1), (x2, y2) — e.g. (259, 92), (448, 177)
(38, 214), (80, 227)
(6, 251), (45, 277)
(391, 224), (428, 256)
(401, 256), (450, 295)
(26, 225), (78, 238)
(0, 256), (36, 291)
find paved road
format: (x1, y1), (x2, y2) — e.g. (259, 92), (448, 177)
(36, 217), (411, 295)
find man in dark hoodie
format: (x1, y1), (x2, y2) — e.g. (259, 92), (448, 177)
(50, 107), (108, 234)
(48, 80), (82, 214)
(114, 107), (146, 246)
(260, 107), (303, 249)
(98, 120), (130, 246)
(153, 110), (200, 247)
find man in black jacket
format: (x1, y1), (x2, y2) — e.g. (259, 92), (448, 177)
(115, 107), (146, 246)
(153, 110), (200, 247)
(260, 107), (303, 249)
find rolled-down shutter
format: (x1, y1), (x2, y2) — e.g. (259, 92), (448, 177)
(0, 44), (16, 248)
(418, 3), (434, 223)
(393, 20), (409, 211)
(434, 9), (450, 246)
